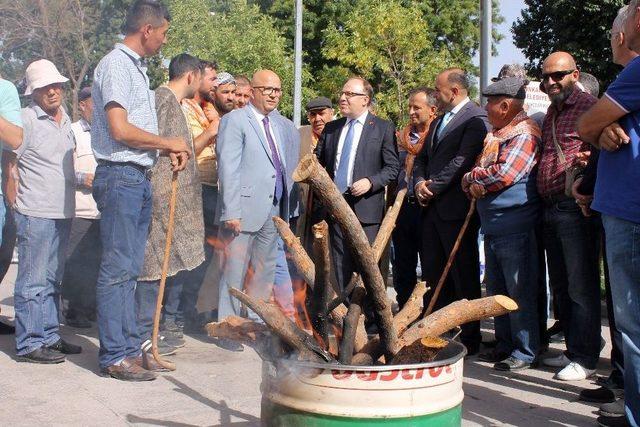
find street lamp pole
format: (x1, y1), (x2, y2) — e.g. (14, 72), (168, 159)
(293, 0), (303, 127)
(480, 0), (492, 106)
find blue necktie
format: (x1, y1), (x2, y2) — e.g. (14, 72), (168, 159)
(262, 116), (284, 202)
(335, 119), (356, 193)
(436, 111), (453, 140)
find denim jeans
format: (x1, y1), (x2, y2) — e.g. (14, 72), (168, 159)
(274, 238), (295, 317)
(0, 200), (16, 282)
(543, 199), (601, 369)
(93, 163), (152, 369)
(13, 212), (71, 355)
(484, 230), (540, 363)
(602, 214), (640, 425)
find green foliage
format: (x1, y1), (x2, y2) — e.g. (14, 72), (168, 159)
(512, 0), (626, 89)
(163, 0), (301, 116)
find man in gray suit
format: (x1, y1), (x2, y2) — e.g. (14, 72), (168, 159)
(216, 70), (291, 328)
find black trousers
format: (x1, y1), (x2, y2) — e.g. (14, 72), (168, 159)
(62, 217), (101, 315)
(420, 206), (482, 349)
(391, 199), (422, 308)
(329, 219), (379, 292)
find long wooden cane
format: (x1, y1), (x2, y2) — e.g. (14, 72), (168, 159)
(151, 172), (178, 371)
(424, 198), (477, 316)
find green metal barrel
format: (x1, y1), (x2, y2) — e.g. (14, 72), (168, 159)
(261, 340), (466, 426)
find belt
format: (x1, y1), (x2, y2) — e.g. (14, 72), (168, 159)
(406, 195), (419, 205)
(541, 193), (572, 206)
(98, 160), (152, 180)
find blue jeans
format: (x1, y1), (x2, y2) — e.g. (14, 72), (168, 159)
(13, 212), (70, 355)
(543, 199), (601, 369)
(274, 238), (295, 317)
(602, 214), (640, 426)
(484, 230), (540, 363)
(93, 163), (152, 369)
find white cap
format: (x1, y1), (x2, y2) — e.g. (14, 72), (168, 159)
(24, 59), (69, 96)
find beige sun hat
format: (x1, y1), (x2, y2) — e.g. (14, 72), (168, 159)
(23, 59), (69, 96)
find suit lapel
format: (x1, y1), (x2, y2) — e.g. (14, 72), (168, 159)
(354, 112), (374, 170)
(328, 118), (347, 175)
(437, 103), (471, 143)
(245, 107), (275, 166)
(429, 116), (442, 156)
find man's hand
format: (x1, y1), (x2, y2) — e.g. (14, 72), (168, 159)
(350, 178), (372, 197)
(598, 122), (630, 152)
(574, 151), (591, 169)
(203, 105), (220, 123)
(204, 118), (220, 141)
(571, 177), (593, 217)
(83, 173), (94, 188)
(224, 219), (241, 236)
(415, 179), (434, 204)
(169, 151), (189, 172)
(469, 183), (487, 199)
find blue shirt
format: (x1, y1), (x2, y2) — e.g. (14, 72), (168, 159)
(91, 43), (159, 167)
(0, 79), (23, 195)
(592, 56), (640, 223)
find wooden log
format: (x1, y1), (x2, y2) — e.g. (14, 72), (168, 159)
(205, 315), (267, 342)
(273, 216), (315, 287)
(327, 189), (407, 313)
(398, 295), (518, 350)
(228, 288), (334, 362)
(338, 283), (365, 363)
(352, 281), (429, 365)
(310, 221), (332, 346)
(391, 336), (448, 365)
(294, 154), (397, 361)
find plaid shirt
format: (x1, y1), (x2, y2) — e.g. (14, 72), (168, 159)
(465, 133), (540, 192)
(536, 89), (596, 197)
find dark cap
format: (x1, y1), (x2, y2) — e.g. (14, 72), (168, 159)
(482, 76), (528, 99)
(78, 86), (92, 101)
(306, 96), (332, 111)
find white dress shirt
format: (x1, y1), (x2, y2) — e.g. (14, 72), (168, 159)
(334, 109), (369, 187)
(249, 103), (283, 159)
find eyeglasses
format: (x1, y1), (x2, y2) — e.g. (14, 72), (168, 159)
(339, 91), (368, 99)
(541, 70), (575, 82)
(253, 86), (282, 96)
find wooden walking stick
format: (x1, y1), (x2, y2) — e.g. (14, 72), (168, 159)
(424, 198), (477, 317)
(151, 172), (179, 371)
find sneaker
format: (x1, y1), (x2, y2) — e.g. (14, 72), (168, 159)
(161, 328), (183, 340)
(161, 335), (185, 349)
(542, 353), (571, 368)
(555, 362), (596, 381)
(494, 356), (531, 371)
(141, 339), (177, 356)
(597, 415), (630, 427)
(600, 399), (626, 418)
(579, 386), (621, 403)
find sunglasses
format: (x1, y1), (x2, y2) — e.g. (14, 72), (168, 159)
(541, 69), (575, 82)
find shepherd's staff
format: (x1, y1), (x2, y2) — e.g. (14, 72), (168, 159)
(151, 171), (178, 371)
(424, 198), (477, 316)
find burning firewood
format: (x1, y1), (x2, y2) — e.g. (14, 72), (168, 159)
(273, 216), (315, 287)
(391, 336), (448, 364)
(205, 316), (268, 342)
(228, 288), (335, 363)
(310, 221), (332, 347)
(293, 154), (397, 362)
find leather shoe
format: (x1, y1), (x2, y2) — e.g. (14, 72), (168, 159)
(0, 321), (15, 335)
(46, 338), (82, 354)
(100, 358), (157, 381)
(597, 415), (631, 427)
(141, 351), (171, 372)
(494, 356), (531, 371)
(579, 386), (620, 403)
(17, 347), (65, 364)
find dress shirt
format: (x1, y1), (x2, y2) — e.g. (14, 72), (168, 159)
(249, 103), (283, 159)
(334, 109), (369, 188)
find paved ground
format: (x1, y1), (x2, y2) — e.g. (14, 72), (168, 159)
(0, 264), (609, 426)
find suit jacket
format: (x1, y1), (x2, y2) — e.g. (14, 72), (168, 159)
(215, 105), (291, 232)
(315, 112), (399, 224)
(413, 101), (489, 221)
(273, 110), (301, 219)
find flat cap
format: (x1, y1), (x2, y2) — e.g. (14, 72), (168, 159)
(482, 76), (527, 99)
(306, 96), (332, 111)
(78, 86), (92, 101)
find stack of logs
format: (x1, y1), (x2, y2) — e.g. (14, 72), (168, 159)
(206, 154), (518, 365)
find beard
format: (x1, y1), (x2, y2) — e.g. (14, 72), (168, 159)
(548, 82), (575, 106)
(200, 89), (215, 104)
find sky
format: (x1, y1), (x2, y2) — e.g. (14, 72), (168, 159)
(475, 0), (528, 78)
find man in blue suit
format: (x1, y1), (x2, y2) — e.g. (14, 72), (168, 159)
(215, 70), (292, 330)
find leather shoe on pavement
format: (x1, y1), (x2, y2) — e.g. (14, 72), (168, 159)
(600, 399), (626, 418)
(46, 338), (82, 354)
(494, 356), (531, 371)
(579, 386), (620, 403)
(17, 347), (65, 364)
(0, 321), (15, 335)
(478, 349), (510, 363)
(597, 415), (630, 427)
(100, 358), (157, 381)
(141, 351), (171, 372)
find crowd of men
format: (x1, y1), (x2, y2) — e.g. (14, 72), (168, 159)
(0, 0), (639, 426)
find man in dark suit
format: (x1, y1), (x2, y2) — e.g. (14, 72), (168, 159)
(414, 68), (489, 354)
(315, 77), (399, 291)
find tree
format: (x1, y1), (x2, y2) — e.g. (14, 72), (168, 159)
(164, 0), (301, 116)
(0, 0), (130, 119)
(512, 0), (625, 89)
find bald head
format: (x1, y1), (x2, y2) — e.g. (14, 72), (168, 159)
(435, 67), (469, 111)
(541, 51), (579, 106)
(250, 69), (282, 114)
